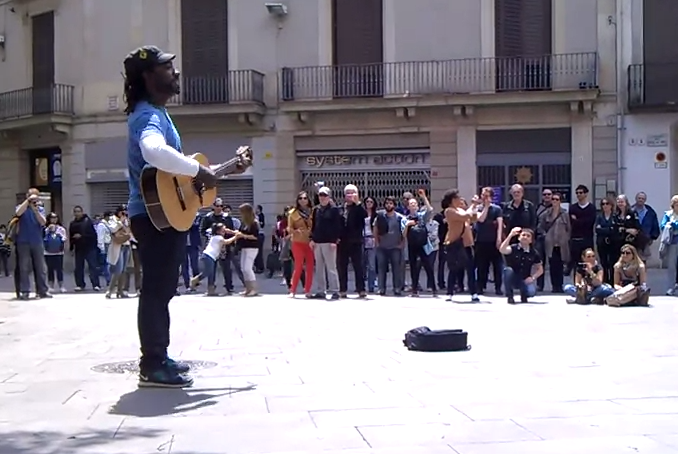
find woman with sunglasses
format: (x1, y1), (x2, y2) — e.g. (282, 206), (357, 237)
(44, 212), (67, 293)
(363, 196), (378, 293)
(595, 196), (617, 284)
(287, 191), (314, 297)
(564, 248), (614, 304)
(614, 194), (644, 251)
(610, 244), (649, 306)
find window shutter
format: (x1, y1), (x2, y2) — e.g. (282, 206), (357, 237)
(495, 0), (522, 57)
(521, 0), (551, 56)
(332, 0), (383, 65)
(180, 0), (228, 77)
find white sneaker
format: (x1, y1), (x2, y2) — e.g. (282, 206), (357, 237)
(60, 286), (67, 293)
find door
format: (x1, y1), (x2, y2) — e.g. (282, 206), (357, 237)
(181, 0), (229, 104)
(32, 11), (55, 114)
(332, 0), (383, 98)
(477, 162), (571, 204)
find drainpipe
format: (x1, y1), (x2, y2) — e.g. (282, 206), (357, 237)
(613, 0), (625, 195)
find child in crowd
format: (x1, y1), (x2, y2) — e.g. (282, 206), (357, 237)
(190, 223), (240, 296)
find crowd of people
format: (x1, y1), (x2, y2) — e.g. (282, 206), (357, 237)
(3, 183), (678, 308)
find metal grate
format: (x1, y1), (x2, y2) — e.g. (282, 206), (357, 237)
(216, 179), (254, 214)
(300, 170), (430, 203)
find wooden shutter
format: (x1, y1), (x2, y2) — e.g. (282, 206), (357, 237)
(495, 0), (521, 57)
(521, 0), (551, 56)
(31, 11), (55, 114)
(180, 0), (229, 103)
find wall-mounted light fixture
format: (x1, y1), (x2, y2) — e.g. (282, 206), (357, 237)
(265, 2), (288, 18)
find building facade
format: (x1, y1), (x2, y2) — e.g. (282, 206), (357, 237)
(0, 0), (618, 225)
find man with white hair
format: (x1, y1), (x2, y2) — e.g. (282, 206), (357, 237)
(337, 184), (368, 298)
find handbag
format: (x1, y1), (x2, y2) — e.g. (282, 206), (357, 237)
(112, 226), (131, 245)
(658, 224), (672, 260)
(606, 284), (649, 307)
(280, 238), (292, 261)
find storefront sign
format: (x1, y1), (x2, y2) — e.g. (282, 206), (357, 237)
(304, 153), (428, 168)
(50, 153), (62, 185)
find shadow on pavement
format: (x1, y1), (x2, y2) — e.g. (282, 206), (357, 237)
(108, 384), (256, 418)
(0, 427), (164, 454)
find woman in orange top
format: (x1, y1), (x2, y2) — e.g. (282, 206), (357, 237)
(287, 191), (315, 297)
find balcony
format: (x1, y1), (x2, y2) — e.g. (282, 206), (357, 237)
(279, 52), (598, 112)
(628, 63), (678, 111)
(168, 70), (266, 121)
(0, 84), (75, 132)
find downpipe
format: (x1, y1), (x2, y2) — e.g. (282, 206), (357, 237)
(613, 1), (625, 194)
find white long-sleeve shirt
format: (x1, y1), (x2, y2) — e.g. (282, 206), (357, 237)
(140, 131), (199, 177)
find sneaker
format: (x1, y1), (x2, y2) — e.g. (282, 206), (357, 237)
(93, 286), (101, 292)
(471, 294), (480, 302)
(18, 293), (30, 300)
(138, 367), (193, 388)
(312, 292), (326, 299)
(507, 296), (516, 305)
(38, 293), (53, 299)
(165, 357), (190, 374)
(60, 286), (67, 293)
(74, 287), (84, 292)
(330, 293), (340, 300)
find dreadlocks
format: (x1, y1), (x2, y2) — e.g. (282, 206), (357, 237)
(123, 70), (148, 115)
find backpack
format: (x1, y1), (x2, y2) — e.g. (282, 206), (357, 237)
(407, 215), (428, 247)
(403, 326), (471, 352)
(5, 217), (19, 245)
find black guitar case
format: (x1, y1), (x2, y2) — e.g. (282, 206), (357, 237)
(403, 326), (471, 352)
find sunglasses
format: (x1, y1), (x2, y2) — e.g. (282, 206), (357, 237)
(621, 250), (632, 255)
(298, 196), (308, 200)
(542, 193), (552, 196)
(552, 198), (560, 202)
(601, 202), (610, 206)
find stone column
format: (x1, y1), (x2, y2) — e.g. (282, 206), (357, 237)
(429, 129), (458, 204)
(456, 126), (477, 197)
(571, 119), (594, 191)
(0, 143), (27, 220)
(251, 126), (296, 219)
(61, 140), (89, 217)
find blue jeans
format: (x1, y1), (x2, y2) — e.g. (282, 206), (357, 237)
(109, 245), (131, 275)
(563, 283), (614, 302)
(199, 254), (218, 287)
(363, 247), (377, 292)
(181, 246), (201, 287)
(16, 242), (48, 295)
(74, 247), (100, 289)
(99, 244), (111, 285)
(376, 247), (403, 293)
(503, 266), (537, 300)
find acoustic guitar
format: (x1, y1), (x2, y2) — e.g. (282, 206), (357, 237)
(140, 146), (253, 232)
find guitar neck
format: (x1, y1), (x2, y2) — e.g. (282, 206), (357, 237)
(213, 158), (245, 178)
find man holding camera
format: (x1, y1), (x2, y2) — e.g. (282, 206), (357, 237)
(14, 188), (50, 300)
(499, 227), (544, 304)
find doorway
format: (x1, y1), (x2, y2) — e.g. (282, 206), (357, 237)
(28, 148), (62, 218)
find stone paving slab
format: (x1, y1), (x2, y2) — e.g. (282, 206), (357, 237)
(0, 291), (677, 453)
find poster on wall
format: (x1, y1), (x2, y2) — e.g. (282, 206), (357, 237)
(49, 153), (62, 186)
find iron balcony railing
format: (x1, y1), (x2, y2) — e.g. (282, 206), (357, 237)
(628, 62), (678, 109)
(169, 70), (265, 106)
(0, 84), (74, 121)
(280, 52), (598, 101)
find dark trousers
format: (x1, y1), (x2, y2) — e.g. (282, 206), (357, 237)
(254, 233), (265, 271)
(426, 250), (438, 289)
(74, 247), (100, 289)
(437, 246), (447, 288)
(569, 237), (594, 274)
(535, 237), (546, 290)
(181, 246), (200, 287)
(445, 242), (467, 296)
(338, 241), (365, 293)
(597, 241), (617, 285)
(219, 249), (244, 291)
(45, 255), (64, 284)
(408, 244), (435, 293)
(13, 246), (41, 297)
(0, 252), (9, 276)
(475, 241), (503, 292)
(547, 246), (565, 291)
(131, 215), (186, 372)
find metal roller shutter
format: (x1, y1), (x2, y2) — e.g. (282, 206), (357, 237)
(89, 182), (129, 215)
(215, 178), (254, 214)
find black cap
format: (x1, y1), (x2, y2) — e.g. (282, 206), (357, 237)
(123, 45), (175, 75)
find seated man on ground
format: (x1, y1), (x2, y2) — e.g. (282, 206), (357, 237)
(564, 248), (614, 305)
(499, 227), (543, 304)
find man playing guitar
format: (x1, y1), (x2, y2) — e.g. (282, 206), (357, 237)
(123, 46), (218, 387)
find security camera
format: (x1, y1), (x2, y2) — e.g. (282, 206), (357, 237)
(265, 2), (288, 17)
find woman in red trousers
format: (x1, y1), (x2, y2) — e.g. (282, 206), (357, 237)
(287, 191), (315, 297)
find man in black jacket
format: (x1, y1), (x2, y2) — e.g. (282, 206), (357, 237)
(337, 184), (368, 298)
(310, 186), (342, 300)
(69, 205), (101, 291)
(199, 199), (244, 293)
(502, 184), (537, 243)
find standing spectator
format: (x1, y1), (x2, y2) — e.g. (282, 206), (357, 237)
(595, 197), (617, 284)
(337, 185), (368, 298)
(237, 203), (261, 296)
(537, 193), (570, 293)
(568, 185), (596, 274)
(614, 194), (644, 251)
(632, 192), (660, 261)
(425, 209), (440, 292)
(180, 212), (202, 293)
(287, 192), (314, 298)
(0, 224), (10, 277)
(105, 205), (132, 299)
(44, 212), (67, 293)
(433, 202), (448, 291)
(499, 227), (544, 304)
(254, 204), (266, 273)
(15, 188), (50, 299)
(96, 211), (113, 287)
(535, 189), (553, 291)
(310, 186), (341, 300)
(69, 205), (101, 291)
(200, 200), (243, 293)
(659, 195), (678, 296)
(474, 187), (504, 295)
(403, 189), (435, 297)
(396, 192), (413, 216)
(374, 197), (406, 296)
(502, 184), (537, 243)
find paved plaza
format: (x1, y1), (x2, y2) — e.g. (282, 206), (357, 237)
(0, 275), (677, 453)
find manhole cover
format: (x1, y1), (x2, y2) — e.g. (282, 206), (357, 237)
(91, 360), (218, 374)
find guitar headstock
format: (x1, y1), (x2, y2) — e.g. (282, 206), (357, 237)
(236, 146), (253, 167)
